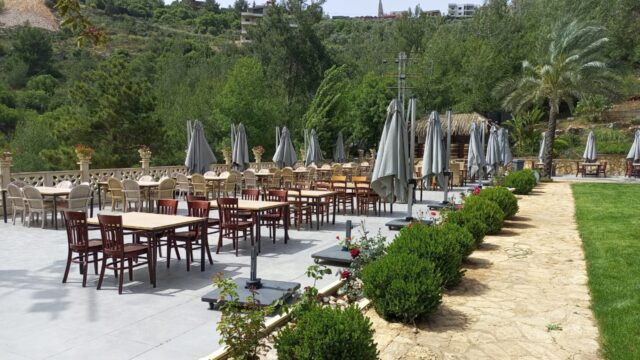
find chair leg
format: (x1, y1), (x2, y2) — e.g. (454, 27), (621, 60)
(205, 237), (213, 265)
(82, 252), (89, 287)
(97, 257), (107, 290)
(93, 252), (99, 274)
(118, 259), (125, 295)
(166, 238), (172, 268)
(128, 258), (133, 281)
(186, 242), (191, 272)
(62, 249), (72, 284)
(217, 231), (223, 254)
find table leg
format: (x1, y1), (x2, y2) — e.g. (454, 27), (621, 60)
(2, 190), (7, 223)
(90, 193), (94, 218)
(255, 211), (262, 253)
(316, 197), (320, 230)
(200, 219), (207, 272)
(53, 194), (58, 230)
(332, 194), (337, 225)
(283, 205), (289, 244)
(151, 230), (158, 287)
(97, 183), (102, 210)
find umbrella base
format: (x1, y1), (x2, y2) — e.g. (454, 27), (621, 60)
(386, 218), (432, 231)
(311, 245), (354, 265)
(423, 200), (451, 210)
(202, 278), (300, 309)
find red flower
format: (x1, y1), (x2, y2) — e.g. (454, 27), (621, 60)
(336, 235), (340, 240)
(430, 211), (437, 217)
(340, 270), (351, 279)
(350, 248), (360, 258)
(407, 223), (413, 228)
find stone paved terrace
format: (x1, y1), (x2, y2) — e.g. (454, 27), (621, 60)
(0, 189), (455, 360)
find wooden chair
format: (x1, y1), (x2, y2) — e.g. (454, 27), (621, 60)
(261, 189), (288, 243)
(23, 186), (55, 228)
(136, 199), (181, 262)
(187, 195), (221, 236)
(576, 161), (585, 177)
(217, 197), (254, 256)
(331, 175), (354, 214)
(288, 187), (312, 230)
(107, 177), (125, 211)
(598, 161), (607, 178)
(97, 214), (153, 294)
(354, 181), (378, 216)
(167, 200), (214, 271)
(7, 183), (27, 226)
(62, 211), (102, 287)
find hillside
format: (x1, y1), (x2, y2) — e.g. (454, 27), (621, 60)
(0, 0), (59, 31)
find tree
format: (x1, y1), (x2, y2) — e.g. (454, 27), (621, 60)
(233, 0), (248, 15)
(496, 21), (619, 177)
(12, 26), (53, 76)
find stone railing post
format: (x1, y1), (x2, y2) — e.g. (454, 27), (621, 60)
(0, 151), (12, 190)
(77, 157), (91, 183)
(139, 148), (152, 175)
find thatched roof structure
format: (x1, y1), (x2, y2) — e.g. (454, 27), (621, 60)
(415, 112), (491, 138)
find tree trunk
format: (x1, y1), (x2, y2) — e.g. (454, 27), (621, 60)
(543, 100), (558, 178)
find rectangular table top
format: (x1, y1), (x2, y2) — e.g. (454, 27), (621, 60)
(287, 190), (337, 198)
(209, 199), (287, 211)
(255, 173), (274, 177)
(35, 187), (72, 196)
(87, 212), (203, 231)
(137, 181), (160, 187)
(580, 163), (601, 166)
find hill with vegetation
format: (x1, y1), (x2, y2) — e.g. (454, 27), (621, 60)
(0, 0), (638, 172)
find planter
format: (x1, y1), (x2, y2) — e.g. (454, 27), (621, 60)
(253, 151), (263, 164)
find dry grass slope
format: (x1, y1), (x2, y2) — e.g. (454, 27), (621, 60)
(0, 0), (58, 31)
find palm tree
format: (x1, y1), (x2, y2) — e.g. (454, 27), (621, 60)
(496, 21), (619, 177)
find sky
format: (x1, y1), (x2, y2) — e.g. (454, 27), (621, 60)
(165, 1), (486, 17)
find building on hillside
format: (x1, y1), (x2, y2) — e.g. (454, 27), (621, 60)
(414, 112), (492, 159)
(421, 10), (442, 17)
(447, 3), (480, 17)
(239, 1), (274, 44)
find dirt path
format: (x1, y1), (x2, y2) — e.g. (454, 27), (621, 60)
(369, 182), (601, 359)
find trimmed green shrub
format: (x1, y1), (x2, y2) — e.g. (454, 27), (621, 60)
(361, 252), (442, 323)
(504, 169), (536, 195)
(462, 196), (505, 235)
(445, 210), (488, 247)
(478, 187), (519, 218)
(438, 221), (477, 258)
(275, 305), (378, 360)
(387, 223), (463, 286)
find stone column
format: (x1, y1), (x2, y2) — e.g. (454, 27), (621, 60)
(139, 149), (152, 175)
(77, 156), (91, 183)
(0, 152), (12, 190)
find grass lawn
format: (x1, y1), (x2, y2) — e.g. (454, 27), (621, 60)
(572, 183), (640, 360)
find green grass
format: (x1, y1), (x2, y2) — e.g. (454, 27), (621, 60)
(572, 183), (640, 360)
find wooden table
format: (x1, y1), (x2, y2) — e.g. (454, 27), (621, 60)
(36, 187), (72, 230)
(97, 180), (160, 212)
(210, 200), (289, 253)
(580, 163), (601, 177)
(255, 173), (273, 188)
(287, 190), (337, 230)
(87, 212), (209, 286)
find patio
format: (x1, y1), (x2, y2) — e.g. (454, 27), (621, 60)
(0, 190), (452, 360)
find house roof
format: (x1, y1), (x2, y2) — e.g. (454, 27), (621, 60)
(415, 112), (491, 138)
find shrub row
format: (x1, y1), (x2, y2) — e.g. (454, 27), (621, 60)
(504, 169), (537, 195)
(477, 187), (519, 219)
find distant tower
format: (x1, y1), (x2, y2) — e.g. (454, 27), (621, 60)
(378, 0), (384, 17)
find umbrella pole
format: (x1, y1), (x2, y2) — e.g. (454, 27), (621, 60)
(407, 97), (416, 219)
(443, 110), (451, 203)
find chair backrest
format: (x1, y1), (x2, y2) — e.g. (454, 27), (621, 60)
(23, 186), (45, 209)
(321, 164), (331, 170)
(241, 188), (260, 201)
(157, 178), (175, 198)
(10, 180), (28, 188)
(63, 211), (91, 250)
(187, 195), (207, 201)
(56, 180), (73, 189)
(108, 178), (124, 197)
(243, 170), (257, 188)
(258, 168), (270, 174)
(331, 175), (347, 183)
(266, 189), (288, 202)
(156, 199), (178, 215)
(122, 179), (142, 202)
(352, 176), (367, 183)
(176, 173), (189, 190)
(223, 173), (238, 193)
(98, 214), (125, 255)
(67, 184), (92, 210)
(139, 175), (153, 182)
(217, 197), (240, 226)
(191, 173), (205, 184)
(219, 171), (230, 178)
(268, 167), (278, 173)
(332, 164), (343, 176)
(269, 170), (282, 188)
(204, 171), (217, 177)
(187, 200), (210, 233)
(7, 183), (25, 207)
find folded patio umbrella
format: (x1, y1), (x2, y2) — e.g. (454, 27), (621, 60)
(185, 120), (217, 174)
(371, 99), (410, 203)
(186, 120), (193, 151)
(272, 126), (297, 168)
(232, 123), (250, 171)
(275, 126), (280, 149)
(305, 129), (324, 166)
(230, 123), (236, 152)
(626, 129), (640, 161)
(467, 122), (486, 179)
(498, 128), (513, 166)
(334, 131), (346, 163)
(583, 130), (597, 163)
(485, 125), (501, 175)
(421, 111), (445, 187)
(538, 132), (546, 163)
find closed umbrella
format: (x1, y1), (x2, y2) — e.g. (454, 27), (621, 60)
(185, 120), (217, 174)
(467, 122), (485, 179)
(275, 127), (280, 149)
(230, 124), (236, 152)
(272, 127), (297, 168)
(485, 125), (501, 175)
(498, 128), (513, 166)
(626, 129), (640, 162)
(421, 111), (445, 187)
(186, 120), (193, 150)
(232, 123), (250, 171)
(305, 129), (323, 166)
(583, 131), (597, 163)
(334, 131), (346, 163)
(371, 99), (410, 203)
(538, 132), (546, 163)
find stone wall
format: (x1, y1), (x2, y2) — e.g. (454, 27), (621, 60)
(520, 154), (628, 176)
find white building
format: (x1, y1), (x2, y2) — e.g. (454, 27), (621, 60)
(447, 3), (479, 17)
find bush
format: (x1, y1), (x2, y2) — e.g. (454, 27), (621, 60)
(477, 187), (519, 218)
(387, 223), (463, 287)
(275, 305), (378, 360)
(437, 222), (476, 259)
(504, 169), (536, 195)
(361, 252), (442, 323)
(462, 196), (505, 235)
(445, 210), (488, 247)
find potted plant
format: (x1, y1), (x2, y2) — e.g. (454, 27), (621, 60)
(252, 145), (265, 163)
(138, 144), (152, 159)
(74, 144), (94, 161)
(1, 144), (13, 162)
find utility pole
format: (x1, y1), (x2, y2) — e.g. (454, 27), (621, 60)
(396, 52), (407, 114)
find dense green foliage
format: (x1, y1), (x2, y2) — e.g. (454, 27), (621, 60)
(361, 252), (443, 323)
(477, 187), (519, 218)
(387, 223), (464, 287)
(0, 0), (639, 171)
(572, 183), (640, 359)
(444, 209), (488, 247)
(274, 305), (378, 360)
(504, 169), (537, 195)
(462, 195), (505, 234)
